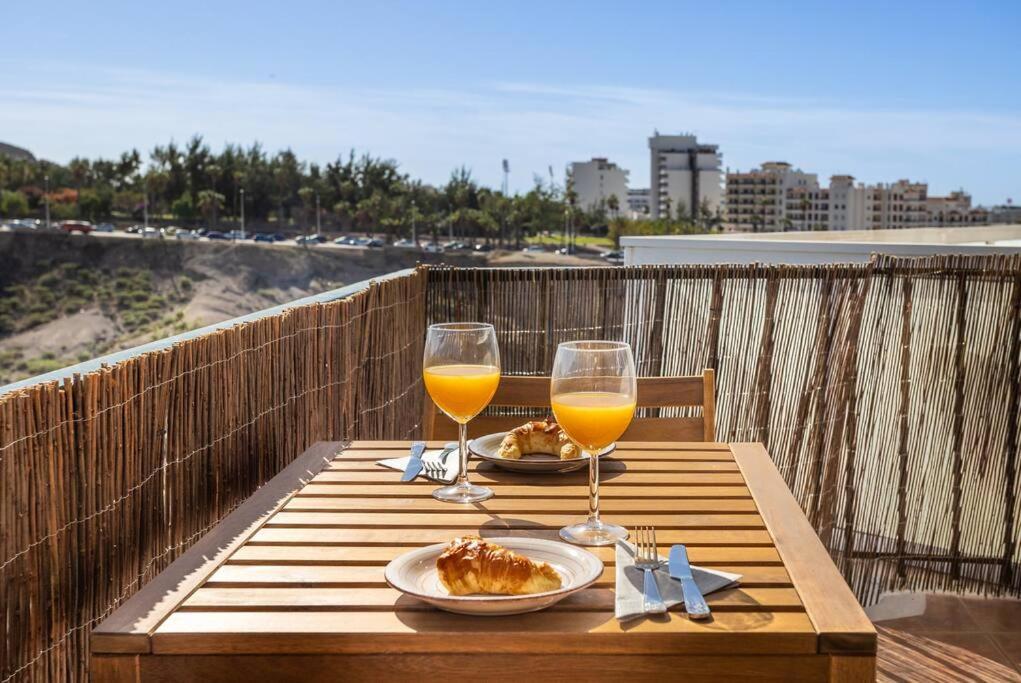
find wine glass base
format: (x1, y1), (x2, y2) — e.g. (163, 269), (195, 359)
(432, 482), (494, 504)
(559, 520), (629, 546)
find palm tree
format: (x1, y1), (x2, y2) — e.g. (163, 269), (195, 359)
(197, 190), (225, 228)
(68, 158), (89, 218)
(607, 194), (620, 220)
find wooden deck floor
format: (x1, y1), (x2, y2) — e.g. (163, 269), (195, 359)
(870, 593), (1021, 681)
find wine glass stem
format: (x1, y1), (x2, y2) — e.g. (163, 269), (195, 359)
(456, 422), (469, 486)
(587, 449), (600, 524)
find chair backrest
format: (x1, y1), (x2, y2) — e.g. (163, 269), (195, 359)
(422, 369), (716, 442)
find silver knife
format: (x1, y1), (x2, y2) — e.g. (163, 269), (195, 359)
(400, 441), (427, 482)
(668, 544), (711, 619)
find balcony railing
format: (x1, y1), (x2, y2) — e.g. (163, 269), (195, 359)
(1, 258), (1019, 681)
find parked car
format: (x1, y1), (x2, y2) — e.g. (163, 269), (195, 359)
(175, 229), (200, 240)
(296, 233), (327, 245)
(140, 227), (163, 239)
(393, 238), (417, 248)
(444, 241), (469, 251)
(423, 242), (444, 253)
(474, 243), (493, 252)
(93, 222), (115, 232)
(522, 244), (546, 253)
(602, 249), (624, 264)
(365, 238), (385, 248)
(3, 219), (42, 231)
(253, 232), (275, 243)
(333, 235), (359, 246)
(556, 245), (577, 255)
(60, 220), (93, 234)
(205, 231), (229, 240)
(124, 225), (144, 234)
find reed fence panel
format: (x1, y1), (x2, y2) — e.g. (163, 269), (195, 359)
(0, 270), (426, 682)
(425, 256), (1020, 605)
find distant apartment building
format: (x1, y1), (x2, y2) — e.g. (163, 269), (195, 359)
(924, 190), (989, 226)
(726, 165), (989, 231)
(827, 175), (867, 231)
(990, 203), (1021, 224)
(725, 162), (817, 231)
(649, 133), (723, 219)
(570, 158), (628, 213)
(627, 188), (651, 217)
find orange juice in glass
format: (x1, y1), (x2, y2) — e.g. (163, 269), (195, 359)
(550, 391), (636, 452)
(423, 364), (500, 423)
(551, 341), (636, 545)
(423, 324), (500, 503)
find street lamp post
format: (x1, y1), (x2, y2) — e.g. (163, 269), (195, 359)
(411, 198), (417, 245)
(315, 192), (321, 234)
(240, 188), (246, 240)
(44, 175), (50, 229)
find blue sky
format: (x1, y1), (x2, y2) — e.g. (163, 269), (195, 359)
(2, 0), (1019, 204)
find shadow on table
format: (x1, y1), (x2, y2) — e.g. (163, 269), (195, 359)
(392, 594), (616, 631)
(475, 460), (627, 482)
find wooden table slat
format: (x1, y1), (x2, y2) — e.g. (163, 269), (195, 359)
(181, 586), (806, 612)
(205, 563), (794, 588)
(265, 511), (766, 529)
(336, 449), (737, 462)
(227, 544), (784, 566)
(284, 496), (759, 514)
(247, 527), (775, 547)
(152, 610), (819, 656)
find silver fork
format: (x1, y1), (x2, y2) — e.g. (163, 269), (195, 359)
(422, 459), (449, 482)
(634, 526), (667, 614)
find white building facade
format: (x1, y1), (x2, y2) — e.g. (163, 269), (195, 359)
(569, 158), (629, 213)
(725, 162), (817, 231)
(626, 188), (651, 217)
(649, 133), (723, 220)
(726, 166), (989, 232)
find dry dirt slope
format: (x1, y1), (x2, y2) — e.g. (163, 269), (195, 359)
(0, 232), (469, 383)
(0, 232), (596, 384)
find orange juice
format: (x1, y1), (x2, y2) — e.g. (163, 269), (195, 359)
(423, 364), (500, 423)
(551, 391), (636, 451)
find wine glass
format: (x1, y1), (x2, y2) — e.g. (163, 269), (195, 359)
(551, 341), (637, 545)
(423, 323), (500, 503)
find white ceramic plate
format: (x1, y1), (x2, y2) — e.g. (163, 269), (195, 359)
(468, 432), (615, 472)
(384, 537), (603, 616)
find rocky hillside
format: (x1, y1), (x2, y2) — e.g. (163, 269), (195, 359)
(0, 141), (35, 161)
(0, 232), (595, 384)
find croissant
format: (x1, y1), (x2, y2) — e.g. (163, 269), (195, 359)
(498, 419), (580, 460)
(436, 536), (562, 595)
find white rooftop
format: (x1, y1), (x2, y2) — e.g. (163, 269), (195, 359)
(621, 224), (1021, 265)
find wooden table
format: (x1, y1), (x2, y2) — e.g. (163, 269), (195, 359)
(92, 441), (876, 682)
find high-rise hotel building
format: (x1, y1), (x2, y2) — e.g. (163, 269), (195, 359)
(649, 133), (723, 219)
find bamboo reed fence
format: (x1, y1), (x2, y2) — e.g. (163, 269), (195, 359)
(0, 255), (1018, 681)
(425, 256), (1020, 606)
(0, 271), (427, 682)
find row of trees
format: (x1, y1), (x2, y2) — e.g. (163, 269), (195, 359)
(0, 136), (716, 245)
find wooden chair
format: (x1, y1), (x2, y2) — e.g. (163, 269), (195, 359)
(422, 369), (716, 442)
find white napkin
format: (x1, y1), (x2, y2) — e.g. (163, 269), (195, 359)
(615, 540), (741, 621)
(377, 447), (459, 483)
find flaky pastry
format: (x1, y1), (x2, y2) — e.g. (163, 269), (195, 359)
(436, 536), (562, 595)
